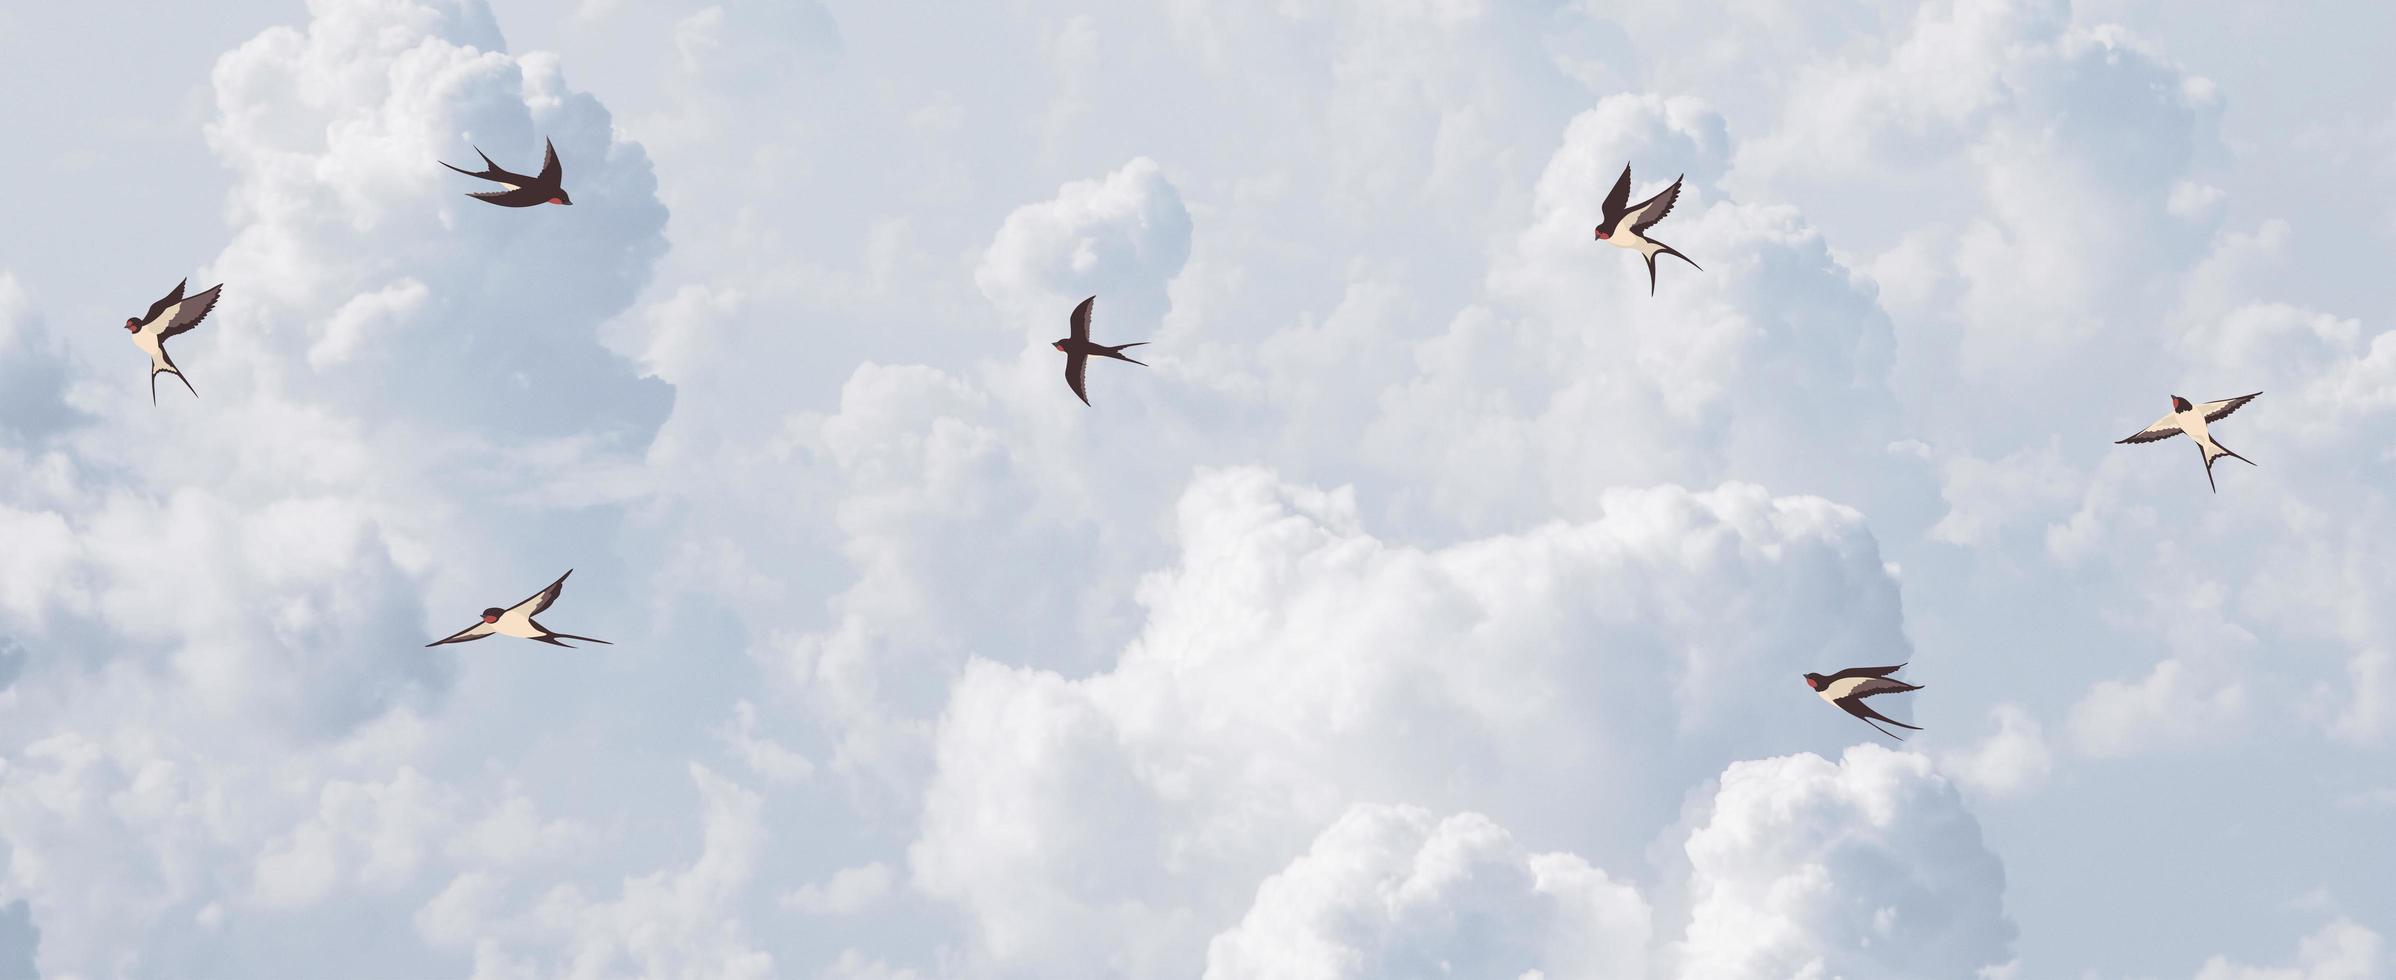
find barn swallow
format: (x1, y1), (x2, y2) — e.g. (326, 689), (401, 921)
(122, 278), (220, 404)
(440, 138), (573, 208)
(2115, 392), (2261, 493)
(1804, 663), (1924, 741)
(1052, 296), (1148, 406)
(1594, 164), (1701, 295)
(425, 569), (612, 648)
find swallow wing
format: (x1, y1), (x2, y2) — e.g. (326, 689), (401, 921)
(1822, 663), (1907, 683)
(2116, 413), (2186, 444)
(509, 569), (573, 618)
(1844, 676), (1922, 699)
(466, 186), (552, 207)
(425, 621), (497, 647)
(1065, 352), (1090, 406)
(2200, 392), (2261, 423)
(1070, 296), (1094, 343)
(536, 138), (562, 184)
(1600, 164), (1632, 224)
(441, 147), (530, 185)
(156, 284), (221, 340)
(138, 279), (188, 326)
(1836, 695), (1923, 733)
(1627, 176), (1685, 234)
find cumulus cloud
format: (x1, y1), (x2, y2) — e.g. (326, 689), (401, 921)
(1203, 804), (1651, 980)
(1672, 747), (2015, 979)
(2193, 918), (2387, 980)
(909, 467), (1921, 975)
(974, 157), (1193, 338)
(0, 0), (676, 974)
(1940, 703), (2053, 799)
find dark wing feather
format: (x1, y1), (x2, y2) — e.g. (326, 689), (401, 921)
(158, 284), (221, 340)
(467, 186), (551, 207)
(1628, 177), (1684, 234)
(511, 570), (573, 617)
(1822, 663), (1907, 682)
(1601, 165), (1632, 223)
(2202, 392), (2261, 423)
(141, 279), (188, 325)
(1838, 696), (1923, 729)
(1065, 353), (1090, 406)
(1070, 296), (1094, 342)
(425, 624), (494, 647)
(536, 138), (561, 184)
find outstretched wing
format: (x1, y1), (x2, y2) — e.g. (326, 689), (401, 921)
(2200, 392), (2261, 423)
(2117, 414), (2185, 445)
(1627, 176), (1685, 234)
(507, 569), (574, 618)
(425, 621), (497, 647)
(1837, 696), (1922, 734)
(1070, 296), (1094, 342)
(466, 186), (551, 207)
(140, 279), (188, 325)
(1600, 165), (1632, 223)
(536, 138), (562, 184)
(157, 284), (221, 340)
(1065, 352), (1090, 406)
(441, 146), (530, 184)
(1822, 663), (1907, 683)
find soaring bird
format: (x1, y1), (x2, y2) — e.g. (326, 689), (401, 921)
(122, 278), (220, 404)
(440, 138), (573, 208)
(1051, 296), (1148, 406)
(1803, 663), (1924, 741)
(2115, 392), (2261, 493)
(425, 569), (612, 648)
(1594, 163), (1701, 295)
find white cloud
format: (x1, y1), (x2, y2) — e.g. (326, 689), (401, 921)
(1203, 804), (1651, 980)
(1672, 746), (2015, 979)
(1941, 703), (2053, 799)
(909, 467), (1919, 975)
(2069, 658), (2247, 758)
(782, 862), (894, 916)
(2193, 918), (2387, 980)
(974, 157), (1193, 338)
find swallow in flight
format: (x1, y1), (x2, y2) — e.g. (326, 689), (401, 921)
(426, 569), (612, 648)
(1052, 295), (1147, 406)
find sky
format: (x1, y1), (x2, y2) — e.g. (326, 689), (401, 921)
(0, 0), (2391, 977)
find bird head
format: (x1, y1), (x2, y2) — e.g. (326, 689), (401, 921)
(1594, 228), (1611, 241)
(2171, 395), (2193, 413)
(480, 607), (504, 624)
(1052, 340), (1068, 351)
(123, 317), (141, 334)
(1802, 672), (1826, 690)
(549, 192), (573, 206)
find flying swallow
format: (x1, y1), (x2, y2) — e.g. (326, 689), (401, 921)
(1594, 164), (1701, 295)
(440, 138), (573, 208)
(1803, 663), (1924, 741)
(1052, 296), (1148, 406)
(123, 278), (220, 405)
(425, 569), (612, 648)
(2115, 392), (2261, 493)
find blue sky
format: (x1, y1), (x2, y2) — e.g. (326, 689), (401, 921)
(0, 1), (2390, 977)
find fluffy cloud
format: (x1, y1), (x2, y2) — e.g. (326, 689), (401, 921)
(1673, 747), (2015, 979)
(1203, 804), (1651, 980)
(910, 466), (1922, 975)
(0, 0), (676, 974)
(1940, 703), (2053, 799)
(2193, 919), (2387, 980)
